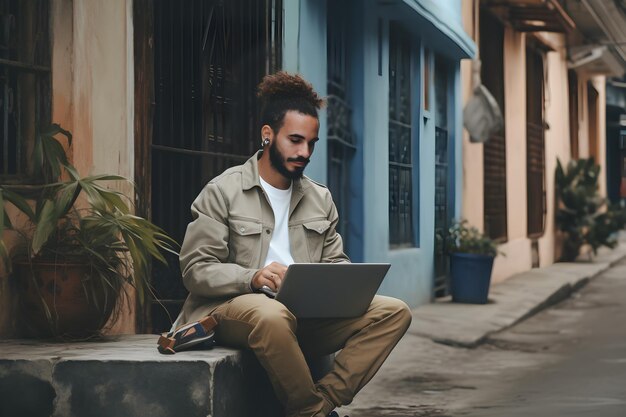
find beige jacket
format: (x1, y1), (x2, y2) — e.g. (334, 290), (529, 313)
(173, 151), (349, 326)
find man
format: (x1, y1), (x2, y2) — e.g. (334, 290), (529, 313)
(173, 71), (411, 417)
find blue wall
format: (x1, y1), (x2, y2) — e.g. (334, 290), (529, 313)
(284, 0), (475, 308)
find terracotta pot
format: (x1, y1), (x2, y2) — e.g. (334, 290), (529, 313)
(15, 261), (117, 338)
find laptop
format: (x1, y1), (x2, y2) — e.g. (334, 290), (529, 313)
(261, 263), (390, 318)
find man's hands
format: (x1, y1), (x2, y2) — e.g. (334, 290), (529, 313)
(251, 262), (288, 292)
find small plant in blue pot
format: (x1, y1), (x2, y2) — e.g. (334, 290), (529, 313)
(445, 219), (500, 304)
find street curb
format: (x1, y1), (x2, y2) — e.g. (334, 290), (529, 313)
(407, 243), (626, 348)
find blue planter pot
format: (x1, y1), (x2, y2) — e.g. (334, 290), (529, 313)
(449, 252), (495, 304)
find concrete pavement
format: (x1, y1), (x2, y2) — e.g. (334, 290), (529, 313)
(409, 242), (626, 348)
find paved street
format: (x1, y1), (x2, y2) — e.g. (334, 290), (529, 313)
(459, 259), (626, 417)
(339, 259), (626, 417)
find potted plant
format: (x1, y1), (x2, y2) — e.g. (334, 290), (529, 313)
(445, 219), (499, 304)
(555, 158), (626, 261)
(0, 124), (178, 337)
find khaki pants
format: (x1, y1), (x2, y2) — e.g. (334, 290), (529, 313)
(211, 294), (412, 417)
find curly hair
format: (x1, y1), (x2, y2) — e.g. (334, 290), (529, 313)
(257, 71), (325, 133)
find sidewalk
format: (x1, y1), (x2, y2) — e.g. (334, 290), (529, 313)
(410, 242), (626, 348)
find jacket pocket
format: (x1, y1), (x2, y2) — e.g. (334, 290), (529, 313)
(229, 218), (262, 267)
(303, 220), (331, 262)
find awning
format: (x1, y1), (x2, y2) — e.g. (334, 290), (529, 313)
(399, 0), (477, 59)
(485, 0), (576, 33)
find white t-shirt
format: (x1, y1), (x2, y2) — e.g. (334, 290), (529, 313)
(260, 177), (295, 267)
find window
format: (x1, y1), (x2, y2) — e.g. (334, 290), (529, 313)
(568, 70), (579, 160)
(0, 0), (51, 181)
(480, 9), (508, 241)
(388, 24), (414, 247)
(433, 56), (451, 297)
(587, 82), (599, 163)
(327, 0), (355, 250)
(526, 45), (546, 238)
(621, 131), (626, 199)
(423, 49), (431, 112)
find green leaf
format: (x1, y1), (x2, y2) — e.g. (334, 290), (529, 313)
(0, 190), (4, 238)
(0, 241), (8, 266)
(79, 181), (109, 211)
(1, 187), (36, 221)
(92, 188), (130, 214)
(31, 200), (60, 255)
(76, 179), (127, 214)
(85, 174), (127, 182)
(42, 123), (73, 147)
(55, 181), (82, 219)
(64, 163), (80, 181)
(40, 134), (65, 181)
(122, 234), (147, 307)
(0, 192), (8, 266)
(33, 123), (74, 183)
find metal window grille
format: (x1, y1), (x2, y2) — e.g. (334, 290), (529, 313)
(388, 24), (414, 248)
(480, 8), (508, 241)
(0, 0), (50, 180)
(327, 1), (355, 251)
(484, 127), (507, 240)
(621, 132), (626, 199)
(433, 57), (450, 297)
(568, 70), (579, 160)
(587, 82), (599, 163)
(150, 0), (282, 332)
(526, 46), (546, 238)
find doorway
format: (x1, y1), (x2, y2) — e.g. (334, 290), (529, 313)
(134, 0), (283, 332)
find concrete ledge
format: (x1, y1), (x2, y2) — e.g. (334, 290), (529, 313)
(408, 243), (626, 348)
(0, 336), (282, 417)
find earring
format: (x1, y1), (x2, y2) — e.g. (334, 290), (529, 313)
(263, 138), (270, 146)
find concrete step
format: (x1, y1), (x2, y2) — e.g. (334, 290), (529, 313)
(0, 335), (283, 417)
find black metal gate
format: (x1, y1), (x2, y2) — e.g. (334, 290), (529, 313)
(150, 0), (282, 332)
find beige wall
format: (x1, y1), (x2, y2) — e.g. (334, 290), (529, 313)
(68, 0), (134, 180)
(575, 75), (607, 196)
(462, 5), (609, 283)
(538, 32), (571, 269)
(461, 0), (483, 230)
(0, 0), (136, 336)
(61, 0), (136, 334)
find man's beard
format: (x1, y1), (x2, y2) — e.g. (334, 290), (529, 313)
(269, 141), (309, 180)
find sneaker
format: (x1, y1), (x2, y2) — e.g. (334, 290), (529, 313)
(327, 412), (348, 417)
(157, 316), (218, 354)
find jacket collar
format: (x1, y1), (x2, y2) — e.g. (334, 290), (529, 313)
(241, 150), (310, 195)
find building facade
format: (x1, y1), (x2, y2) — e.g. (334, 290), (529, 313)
(287, 0), (475, 307)
(1, 0), (478, 336)
(461, 0), (626, 284)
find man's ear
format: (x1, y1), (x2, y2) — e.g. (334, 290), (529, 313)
(261, 125), (274, 141)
